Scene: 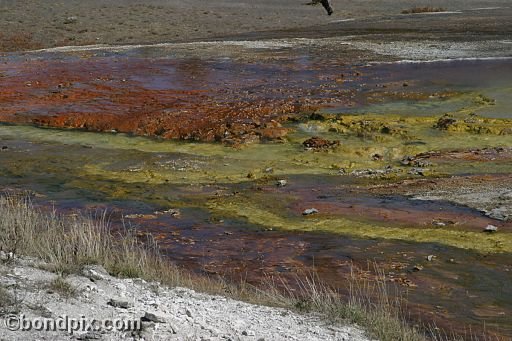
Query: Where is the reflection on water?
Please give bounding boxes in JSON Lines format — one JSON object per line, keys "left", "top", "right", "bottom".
{"left": 325, "top": 59, "right": 512, "bottom": 118}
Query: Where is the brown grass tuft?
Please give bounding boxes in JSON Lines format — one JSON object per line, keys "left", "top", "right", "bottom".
{"left": 47, "top": 276, "right": 77, "bottom": 299}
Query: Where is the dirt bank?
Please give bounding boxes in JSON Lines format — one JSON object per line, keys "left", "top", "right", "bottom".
{"left": 0, "top": 255, "right": 369, "bottom": 341}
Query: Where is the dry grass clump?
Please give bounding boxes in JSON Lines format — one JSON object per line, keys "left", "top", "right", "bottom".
{"left": 259, "top": 268, "right": 428, "bottom": 341}
{"left": 401, "top": 7, "right": 446, "bottom": 14}
{"left": 0, "top": 194, "right": 482, "bottom": 340}
{"left": 47, "top": 276, "right": 77, "bottom": 299}
{"left": 0, "top": 194, "right": 280, "bottom": 302}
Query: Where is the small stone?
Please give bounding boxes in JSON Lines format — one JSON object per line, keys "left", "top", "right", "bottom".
{"left": 277, "top": 180, "right": 287, "bottom": 187}
{"left": 0, "top": 251, "right": 11, "bottom": 261}
{"left": 208, "top": 327, "right": 220, "bottom": 337}
{"left": 483, "top": 224, "right": 498, "bottom": 233}
{"left": 138, "top": 319, "right": 156, "bottom": 340}
{"left": 401, "top": 155, "right": 414, "bottom": 166}
{"left": 107, "top": 298, "right": 132, "bottom": 309}
{"left": 412, "top": 265, "right": 423, "bottom": 272}
{"left": 302, "top": 208, "right": 319, "bottom": 216}
{"left": 169, "top": 325, "right": 178, "bottom": 334}
{"left": 264, "top": 167, "right": 274, "bottom": 173}
{"left": 114, "top": 283, "right": 127, "bottom": 291}
{"left": 303, "top": 136, "right": 340, "bottom": 150}
{"left": 487, "top": 208, "right": 508, "bottom": 221}
{"left": 426, "top": 255, "right": 435, "bottom": 262}
{"left": 435, "top": 115, "right": 457, "bottom": 130}
{"left": 81, "top": 265, "right": 109, "bottom": 281}
{"left": 409, "top": 167, "right": 429, "bottom": 176}
{"left": 166, "top": 208, "right": 181, "bottom": 216}
{"left": 186, "top": 309, "right": 193, "bottom": 318}
{"left": 142, "top": 312, "right": 167, "bottom": 323}
{"left": 64, "top": 16, "right": 78, "bottom": 24}
{"left": 155, "top": 208, "right": 180, "bottom": 217}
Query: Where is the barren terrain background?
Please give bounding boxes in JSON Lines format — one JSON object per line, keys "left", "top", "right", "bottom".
{"left": 0, "top": 0, "right": 510, "bottom": 50}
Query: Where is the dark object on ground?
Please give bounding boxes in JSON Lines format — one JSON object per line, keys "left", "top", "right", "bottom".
{"left": 303, "top": 136, "right": 340, "bottom": 150}
{"left": 320, "top": 0, "right": 333, "bottom": 15}
{"left": 308, "top": 0, "right": 333, "bottom": 15}
{"left": 434, "top": 115, "right": 457, "bottom": 130}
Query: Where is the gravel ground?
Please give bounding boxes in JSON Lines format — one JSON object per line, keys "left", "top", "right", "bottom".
{"left": 0, "top": 255, "right": 370, "bottom": 341}
{"left": 0, "top": 0, "right": 511, "bottom": 51}
{"left": 410, "top": 178, "right": 512, "bottom": 221}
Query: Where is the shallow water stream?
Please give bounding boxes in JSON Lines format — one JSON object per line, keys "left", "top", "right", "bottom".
{"left": 1, "top": 43, "right": 512, "bottom": 338}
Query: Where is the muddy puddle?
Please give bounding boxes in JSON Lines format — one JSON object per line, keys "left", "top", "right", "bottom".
{"left": 1, "top": 44, "right": 512, "bottom": 338}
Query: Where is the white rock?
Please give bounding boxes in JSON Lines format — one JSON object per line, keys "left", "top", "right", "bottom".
{"left": 483, "top": 224, "right": 498, "bottom": 232}
{"left": 277, "top": 180, "right": 287, "bottom": 187}
{"left": 81, "top": 265, "right": 109, "bottom": 281}
{"left": 302, "top": 208, "right": 319, "bottom": 216}
{"left": 242, "top": 330, "right": 256, "bottom": 336}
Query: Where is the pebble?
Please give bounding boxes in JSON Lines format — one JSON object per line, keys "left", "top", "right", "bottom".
{"left": 302, "top": 208, "right": 319, "bottom": 216}
{"left": 277, "top": 180, "right": 287, "bottom": 187}
{"left": 412, "top": 265, "right": 424, "bottom": 272}
{"left": 81, "top": 265, "right": 109, "bottom": 281}
{"left": 483, "top": 224, "right": 498, "bottom": 233}
{"left": 64, "top": 16, "right": 78, "bottom": 24}
{"left": 487, "top": 208, "right": 509, "bottom": 221}
{"left": 107, "top": 298, "right": 132, "bottom": 309}
{"left": 142, "top": 311, "right": 167, "bottom": 323}
{"left": 155, "top": 208, "right": 181, "bottom": 217}
{"left": 0, "top": 251, "right": 13, "bottom": 261}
